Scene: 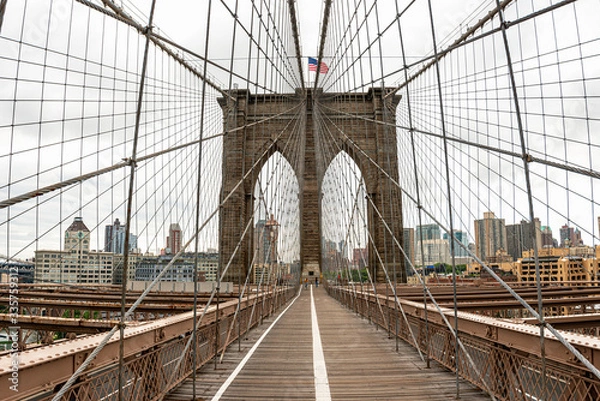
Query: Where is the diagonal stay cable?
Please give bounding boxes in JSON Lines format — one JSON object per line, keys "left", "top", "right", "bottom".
{"left": 313, "top": 0, "right": 332, "bottom": 91}
{"left": 0, "top": 105, "right": 301, "bottom": 210}
{"left": 75, "top": 0, "right": 230, "bottom": 99}
{"left": 50, "top": 104, "right": 304, "bottom": 401}
{"left": 318, "top": 103, "right": 600, "bottom": 181}
{"left": 322, "top": 106, "right": 600, "bottom": 382}
{"left": 170, "top": 103, "right": 304, "bottom": 380}
{"left": 318, "top": 106, "right": 423, "bottom": 360}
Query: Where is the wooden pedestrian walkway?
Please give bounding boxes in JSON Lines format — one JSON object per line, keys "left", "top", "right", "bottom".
{"left": 166, "top": 286, "right": 490, "bottom": 401}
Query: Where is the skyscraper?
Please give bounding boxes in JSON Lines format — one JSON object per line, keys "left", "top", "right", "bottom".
{"left": 505, "top": 218, "right": 542, "bottom": 260}
{"left": 416, "top": 224, "right": 440, "bottom": 241}
{"left": 541, "top": 226, "right": 556, "bottom": 248}
{"left": 104, "top": 218, "right": 121, "bottom": 252}
{"left": 104, "top": 218, "right": 138, "bottom": 254}
{"left": 254, "top": 215, "right": 279, "bottom": 264}
{"left": 265, "top": 214, "right": 279, "bottom": 264}
{"left": 559, "top": 224, "right": 582, "bottom": 247}
{"left": 167, "top": 223, "right": 182, "bottom": 254}
{"left": 415, "top": 239, "right": 451, "bottom": 266}
{"left": 443, "top": 230, "right": 469, "bottom": 257}
{"left": 474, "top": 212, "right": 507, "bottom": 262}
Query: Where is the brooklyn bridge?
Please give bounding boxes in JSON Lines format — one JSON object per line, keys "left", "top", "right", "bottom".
{"left": 1, "top": 0, "right": 600, "bottom": 400}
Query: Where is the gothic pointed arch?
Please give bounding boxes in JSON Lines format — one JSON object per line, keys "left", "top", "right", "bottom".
{"left": 218, "top": 88, "right": 405, "bottom": 284}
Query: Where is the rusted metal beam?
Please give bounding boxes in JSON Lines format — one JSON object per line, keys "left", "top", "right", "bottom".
{"left": 346, "top": 287, "right": 600, "bottom": 370}
{"left": 0, "top": 314, "right": 119, "bottom": 334}
{"left": 520, "top": 313, "right": 600, "bottom": 330}
{"left": 441, "top": 295, "right": 600, "bottom": 311}
{"left": 0, "top": 288, "right": 295, "bottom": 401}
{"left": 0, "top": 297, "right": 194, "bottom": 314}
{"left": 2, "top": 290, "right": 217, "bottom": 305}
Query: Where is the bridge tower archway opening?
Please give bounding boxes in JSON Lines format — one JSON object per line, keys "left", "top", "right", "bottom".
{"left": 251, "top": 151, "right": 301, "bottom": 286}
{"left": 320, "top": 151, "right": 368, "bottom": 283}
{"left": 218, "top": 88, "right": 406, "bottom": 284}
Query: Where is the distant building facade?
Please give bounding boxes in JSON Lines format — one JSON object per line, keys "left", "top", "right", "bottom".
{"left": 0, "top": 259, "right": 34, "bottom": 283}
{"left": 541, "top": 226, "right": 557, "bottom": 248}
{"left": 442, "top": 230, "right": 469, "bottom": 257}
{"left": 474, "top": 212, "right": 507, "bottom": 262}
{"left": 166, "top": 223, "right": 183, "bottom": 254}
{"left": 254, "top": 215, "right": 279, "bottom": 265}
{"left": 505, "top": 218, "right": 542, "bottom": 261}
{"left": 353, "top": 247, "right": 368, "bottom": 269}
{"left": 134, "top": 252, "right": 219, "bottom": 282}
{"left": 416, "top": 239, "right": 451, "bottom": 266}
{"left": 416, "top": 224, "right": 440, "bottom": 241}
{"left": 515, "top": 247, "right": 600, "bottom": 287}
{"left": 112, "top": 252, "right": 144, "bottom": 284}
{"left": 35, "top": 217, "right": 113, "bottom": 284}
{"left": 403, "top": 228, "right": 415, "bottom": 266}
{"left": 104, "top": 218, "right": 137, "bottom": 254}
{"left": 559, "top": 224, "right": 582, "bottom": 247}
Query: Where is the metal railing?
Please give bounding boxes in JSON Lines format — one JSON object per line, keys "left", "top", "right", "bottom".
{"left": 0, "top": 287, "right": 296, "bottom": 401}
{"left": 327, "top": 285, "right": 600, "bottom": 401}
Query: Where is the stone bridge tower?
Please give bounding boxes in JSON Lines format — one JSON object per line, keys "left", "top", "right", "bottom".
{"left": 218, "top": 88, "right": 405, "bottom": 285}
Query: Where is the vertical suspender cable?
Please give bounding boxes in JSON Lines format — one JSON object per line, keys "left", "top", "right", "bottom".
{"left": 119, "top": 1, "right": 158, "bottom": 400}
{"left": 193, "top": 0, "right": 214, "bottom": 394}
{"left": 492, "top": 0, "right": 547, "bottom": 396}
{"left": 393, "top": 2, "right": 431, "bottom": 368}
{"left": 425, "top": 1, "right": 461, "bottom": 396}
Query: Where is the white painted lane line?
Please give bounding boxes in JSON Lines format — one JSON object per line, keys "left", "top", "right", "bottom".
{"left": 311, "top": 285, "right": 332, "bottom": 401}
{"left": 210, "top": 289, "right": 303, "bottom": 401}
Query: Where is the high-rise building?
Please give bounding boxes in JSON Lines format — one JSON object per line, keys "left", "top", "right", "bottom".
{"left": 541, "top": 226, "right": 556, "bottom": 248}
{"left": 254, "top": 215, "right": 279, "bottom": 264}
{"left": 265, "top": 214, "right": 279, "bottom": 264}
{"left": 403, "top": 228, "right": 415, "bottom": 266}
{"left": 474, "top": 212, "right": 507, "bottom": 262}
{"left": 415, "top": 239, "right": 451, "bottom": 266}
{"left": 104, "top": 218, "right": 138, "bottom": 254}
{"left": 167, "top": 223, "right": 182, "bottom": 254}
{"left": 338, "top": 240, "right": 347, "bottom": 259}
{"left": 254, "top": 219, "right": 268, "bottom": 263}
{"left": 416, "top": 224, "right": 440, "bottom": 241}
{"left": 560, "top": 224, "right": 582, "bottom": 247}
{"left": 442, "top": 230, "right": 469, "bottom": 257}
{"left": 104, "top": 218, "right": 120, "bottom": 252}
{"left": 505, "top": 218, "right": 542, "bottom": 260}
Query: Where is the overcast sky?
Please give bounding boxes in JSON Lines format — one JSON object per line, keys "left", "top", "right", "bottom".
{"left": 1, "top": 0, "right": 599, "bottom": 262}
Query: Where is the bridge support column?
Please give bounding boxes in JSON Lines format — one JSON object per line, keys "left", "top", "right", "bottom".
{"left": 218, "top": 88, "right": 406, "bottom": 285}
{"left": 319, "top": 88, "right": 406, "bottom": 284}
{"left": 218, "top": 90, "right": 252, "bottom": 284}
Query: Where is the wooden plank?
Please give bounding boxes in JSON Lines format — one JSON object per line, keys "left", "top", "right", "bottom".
{"left": 166, "top": 287, "right": 491, "bottom": 400}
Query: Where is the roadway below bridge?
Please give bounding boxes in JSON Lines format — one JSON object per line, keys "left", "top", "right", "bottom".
{"left": 166, "top": 285, "right": 490, "bottom": 401}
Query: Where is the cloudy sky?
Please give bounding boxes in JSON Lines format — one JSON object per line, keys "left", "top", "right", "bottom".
{"left": 1, "top": 0, "right": 599, "bottom": 263}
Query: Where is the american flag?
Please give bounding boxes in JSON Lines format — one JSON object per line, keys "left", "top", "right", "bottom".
{"left": 308, "top": 57, "right": 328, "bottom": 74}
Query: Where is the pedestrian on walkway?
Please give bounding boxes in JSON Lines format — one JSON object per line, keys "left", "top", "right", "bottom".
{"left": 304, "top": 277, "right": 308, "bottom": 289}
{"left": 315, "top": 277, "right": 319, "bottom": 288}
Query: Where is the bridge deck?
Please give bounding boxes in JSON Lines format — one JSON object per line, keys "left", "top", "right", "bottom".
{"left": 166, "top": 286, "right": 490, "bottom": 400}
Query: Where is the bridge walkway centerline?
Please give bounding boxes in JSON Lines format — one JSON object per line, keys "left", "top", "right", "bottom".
{"left": 166, "top": 286, "right": 491, "bottom": 400}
